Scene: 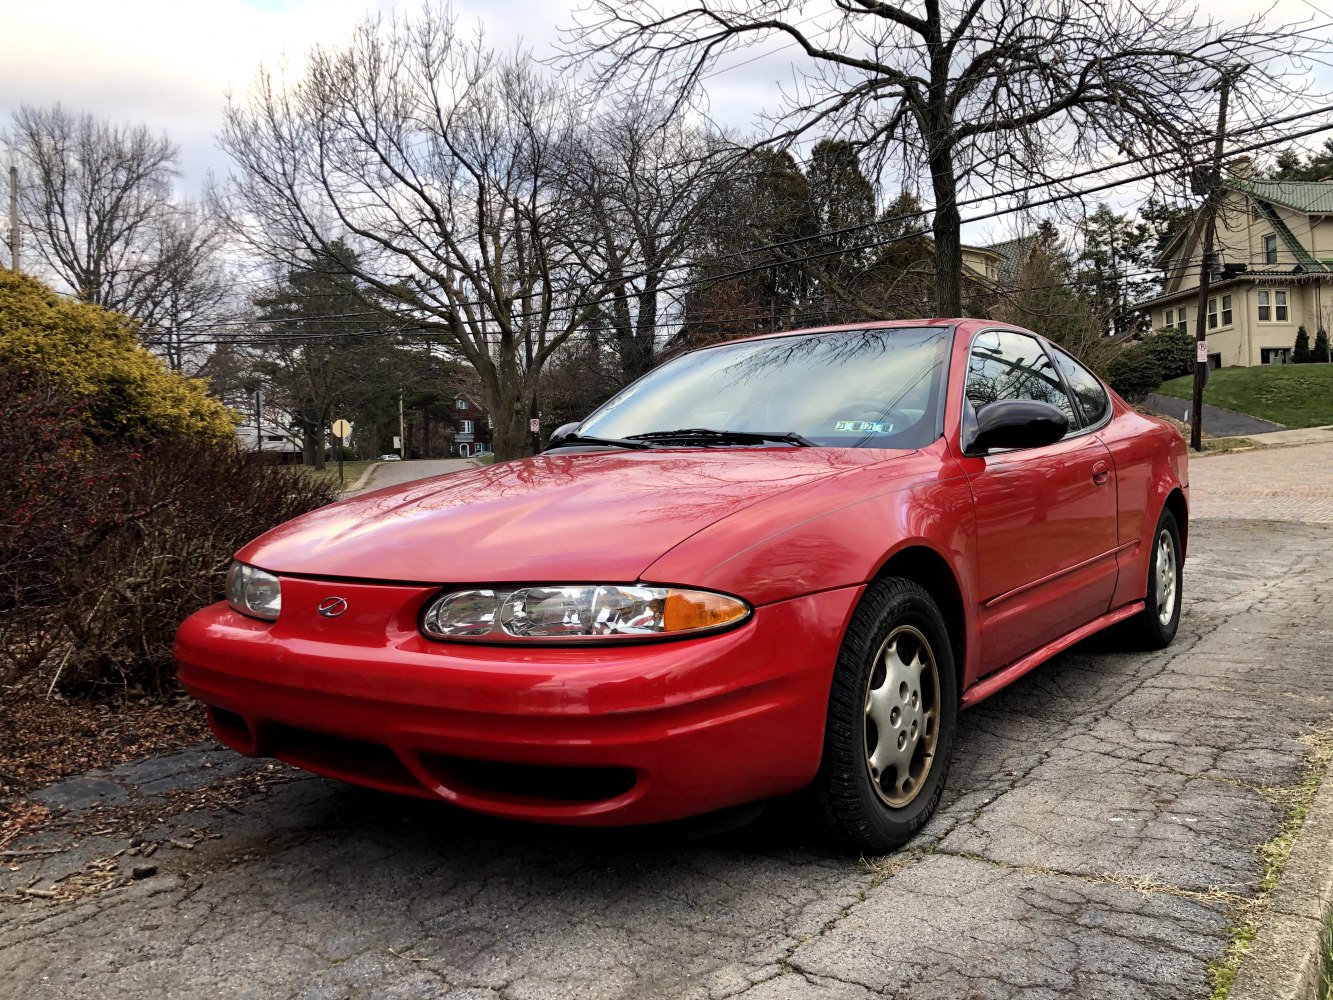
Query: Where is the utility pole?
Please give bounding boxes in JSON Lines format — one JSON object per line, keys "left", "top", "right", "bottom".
{"left": 8, "top": 165, "right": 18, "bottom": 272}
{"left": 399, "top": 389, "right": 406, "bottom": 460}
{"left": 1190, "top": 68, "right": 1238, "bottom": 453}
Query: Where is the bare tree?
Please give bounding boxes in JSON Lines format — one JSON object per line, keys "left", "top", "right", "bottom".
{"left": 137, "top": 205, "right": 232, "bottom": 374}
{"left": 566, "top": 0, "right": 1320, "bottom": 317}
{"left": 559, "top": 96, "right": 728, "bottom": 385}
{"left": 217, "top": 7, "right": 621, "bottom": 460}
{"left": 4, "top": 105, "right": 175, "bottom": 312}
{"left": 3, "top": 105, "right": 232, "bottom": 368}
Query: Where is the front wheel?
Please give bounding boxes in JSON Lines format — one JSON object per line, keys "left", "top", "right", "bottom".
{"left": 1125, "top": 508, "right": 1183, "bottom": 650}
{"left": 809, "top": 578, "right": 958, "bottom": 853}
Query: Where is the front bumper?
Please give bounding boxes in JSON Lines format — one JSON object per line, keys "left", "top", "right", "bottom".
{"left": 175, "top": 576, "right": 861, "bottom": 826}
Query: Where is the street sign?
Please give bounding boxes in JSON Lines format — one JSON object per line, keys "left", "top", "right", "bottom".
{"left": 331, "top": 419, "right": 352, "bottom": 440}
{"left": 1196, "top": 341, "right": 1209, "bottom": 364}
{"left": 530, "top": 418, "right": 540, "bottom": 433}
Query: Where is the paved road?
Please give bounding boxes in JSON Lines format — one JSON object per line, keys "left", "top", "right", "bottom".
{"left": 1189, "top": 440, "right": 1333, "bottom": 523}
{"left": 3, "top": 452, "right": 1332, "bottom": 999}
{"left": 1142, "top": 394, "right": 1285, "bottom": 436}
{"left": 356, "top": 458, "right": 478, "bottom": 493}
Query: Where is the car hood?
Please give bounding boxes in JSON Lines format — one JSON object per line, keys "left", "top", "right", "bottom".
{"left": 237, "top": 449, "right": 897, "bottom": 583}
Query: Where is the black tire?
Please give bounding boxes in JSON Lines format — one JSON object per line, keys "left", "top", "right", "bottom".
{"left": 1124, "top": 508, "right": 1183, "bottom": 650}
{"left": 809, "top": 578, "right": 958, "bottom": 853}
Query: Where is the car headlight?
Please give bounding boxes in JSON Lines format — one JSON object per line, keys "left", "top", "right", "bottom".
{"left": 226, "top": 561, "right": 282, "bottom": 621}
{"left": 420, "top": 585, "right": 751, "bottom": 642}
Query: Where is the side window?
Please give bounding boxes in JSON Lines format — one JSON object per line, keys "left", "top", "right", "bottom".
{"left": 1048, "top": 345, "right": 1111, "bottom": 426}
{"left": 965, "top": 331, "right": 1078, "bottom": 431}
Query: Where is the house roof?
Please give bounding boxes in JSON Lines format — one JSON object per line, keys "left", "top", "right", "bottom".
{"left": 1228, "top": 178, "right": 1333, "bottom": 215}
{"left": 960, "top": 235, "right": 1040, "bottom": 287}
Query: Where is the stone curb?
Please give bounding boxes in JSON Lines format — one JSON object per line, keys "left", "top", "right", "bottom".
{"left": 341, "top": 461, "right": 381, "bottom": 495}
{"left": 1230, "top": 757, "right": 1333, "bottom": 1000}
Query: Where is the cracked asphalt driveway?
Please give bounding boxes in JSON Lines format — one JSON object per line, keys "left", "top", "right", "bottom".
{"left": 3, "top": 518, "right": 1331, "bottom": 1000}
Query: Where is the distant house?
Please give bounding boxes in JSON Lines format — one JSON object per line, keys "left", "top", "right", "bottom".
{"left": 236, "top": 421, "right": 302, "bottom": 463}
{"left": 451, "top": 396, "right": 492, "bottom": 458}
{"left": 1138, "top": 168, "right": 1333, "bottom": 367}
{"left": 961, "top": 236, "right": 1040, "bottom": 291}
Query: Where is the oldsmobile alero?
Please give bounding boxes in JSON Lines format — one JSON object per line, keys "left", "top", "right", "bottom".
{"left": 175, "top": 319, "right": 1188, "bottom": 851}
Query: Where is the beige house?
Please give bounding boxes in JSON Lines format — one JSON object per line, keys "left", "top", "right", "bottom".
{"left": 961, "top": 236, "right": 1039, "bottom": 290}
{"left": 1139, "top": 172, "right": 1333, "bottom": 367}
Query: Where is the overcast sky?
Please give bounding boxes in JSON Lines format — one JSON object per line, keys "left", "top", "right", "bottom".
{"left": 4, "top": 0, "right": 1331, "bottom": 243}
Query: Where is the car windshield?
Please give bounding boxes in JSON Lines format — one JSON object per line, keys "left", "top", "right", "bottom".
{"left": 578, "top": 326, "right": 952, "bottom": 449}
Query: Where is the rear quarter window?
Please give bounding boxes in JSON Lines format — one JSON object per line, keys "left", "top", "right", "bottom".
{"left": 1049, "top": 345, "right": 1111, "bottom": 426}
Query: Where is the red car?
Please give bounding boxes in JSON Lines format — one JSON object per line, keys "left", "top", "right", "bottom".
{"left": 176, "top": 320, "right": 1187, "bottom": 851}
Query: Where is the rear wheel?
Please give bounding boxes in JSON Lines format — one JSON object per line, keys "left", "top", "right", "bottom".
{"left": 810, "top": 578, "right": 957, "bottom": 852}
{"left": 1124, "top": 508, "right": 1183, "bottom": 649}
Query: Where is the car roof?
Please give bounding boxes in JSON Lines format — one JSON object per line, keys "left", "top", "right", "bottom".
{"left": 686, "top": 317, "right": 970, "bottom": 352}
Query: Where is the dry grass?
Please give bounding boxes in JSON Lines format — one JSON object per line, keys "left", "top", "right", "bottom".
{"left": 1209, "top": 727, "right": 1333, "bottom": 999}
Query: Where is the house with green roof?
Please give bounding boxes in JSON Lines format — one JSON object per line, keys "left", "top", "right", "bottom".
{"left": 1138, "top": 164, "right": 1333, "bottom": 367}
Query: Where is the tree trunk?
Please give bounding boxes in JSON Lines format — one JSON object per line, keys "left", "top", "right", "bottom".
{"left": 929, "top": 145, "right": 963, "bottom": 318}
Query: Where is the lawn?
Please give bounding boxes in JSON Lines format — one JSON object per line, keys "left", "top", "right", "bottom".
{"left": 304, "top": 459, "right": 377, "bottom": 489}
{"left": 1156, "top": 364, "right": 1333, "bottom": 428}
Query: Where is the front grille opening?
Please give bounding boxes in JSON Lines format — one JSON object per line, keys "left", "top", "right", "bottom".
{"left": 424, "top": 755, "right": 636, "bottom": 804}
{"left": 269, "top": 724, "right": 423, "bottom": 796}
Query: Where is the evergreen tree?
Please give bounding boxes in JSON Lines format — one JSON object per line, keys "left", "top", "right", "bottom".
{"left": 1268, "top": 139, "right": 1333, "bottom": 182}
{"left": 1314, "top": 328, "right": 1332, "bottom": 363}
{"left": 1293, "top": 326, "right": 1312, "bottom": 363}
{"left": 252, "top": 242, "right": 402, "bottom": 469}
{"left": 1077, "top": 203, "right": 1156, "bottom": 337}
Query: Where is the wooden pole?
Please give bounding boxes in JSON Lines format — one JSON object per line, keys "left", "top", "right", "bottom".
{"left": 1190, "top": 70, "right": 1236, "bottom": 452}
{"left": 8, "top": 165, "right": 17, "bottom": 271}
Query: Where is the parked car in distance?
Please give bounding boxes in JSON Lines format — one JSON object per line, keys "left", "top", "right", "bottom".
{"left": 378, "top": 453, "right": 402, "bottom": 461}
{"left": 176, "top": 319, "right": 1187, "bottom": 852}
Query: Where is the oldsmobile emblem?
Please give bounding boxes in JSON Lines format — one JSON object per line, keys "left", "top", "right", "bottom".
{"left": 317, "top": 596, "right": 349, "bottom": 618}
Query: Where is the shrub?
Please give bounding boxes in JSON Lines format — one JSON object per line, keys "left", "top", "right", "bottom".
{"left": 1139, "top": 328, "right": 1195, "bottom": 381}
{"left": 0, "top": 270, "right": 235, "bottom": 443}
{"left": 1315, "top": 329, "right": 1332, "bottom": 364}
{"left": 1294, "top": 326, "right": 1313, "bottom": 364}
{"left": 0, "top": 370, "right": 340, "bottom": 695}
{"left": 1105, "top": 343, "right": 1164, "bottom": 403}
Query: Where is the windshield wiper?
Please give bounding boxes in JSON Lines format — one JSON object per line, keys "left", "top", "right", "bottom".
{"left": 626, "top": 428, "right": 815, "bottom": 447}
{"left": 546, "top": 431, "right": 653, "bottom": 451}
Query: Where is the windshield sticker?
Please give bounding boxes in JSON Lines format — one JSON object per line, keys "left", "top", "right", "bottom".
{"left": 835, "top": 419, "right": 890, "bottom": 434}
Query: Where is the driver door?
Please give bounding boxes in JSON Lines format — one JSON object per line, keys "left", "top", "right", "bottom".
{"left": 958, "top": 330, "right": 1120, "bottom": 674}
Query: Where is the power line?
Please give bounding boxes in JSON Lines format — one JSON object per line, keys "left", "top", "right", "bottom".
{"left": 176, "top": 101, "right": 1333, "bottom": 340}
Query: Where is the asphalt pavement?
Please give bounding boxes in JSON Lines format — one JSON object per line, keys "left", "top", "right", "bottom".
{"left": 1142, "top": 394, "right": 1285, "bottom": 436}
{"left": 2, "top": 449, "right": 1332, "bottom": 999}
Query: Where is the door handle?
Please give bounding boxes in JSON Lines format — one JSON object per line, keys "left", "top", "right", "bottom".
{"left": 1092, "top": 461, "right": 1110, "bottom": 487}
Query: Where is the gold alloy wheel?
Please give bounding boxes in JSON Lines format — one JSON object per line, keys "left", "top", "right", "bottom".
{"left": 863, "top": 624, "right": 941, "bottom": 808}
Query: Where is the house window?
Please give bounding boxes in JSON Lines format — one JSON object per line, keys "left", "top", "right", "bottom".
{"left": 455, "top": 398, "right": 467, "bottom": 410}
{"left": 1164, "top": 309, "right": 1174, "bottom": 329}
{"left": 1208, "top": 295, "right": 1235, "bottom": 330}
{"left": 1261, "top": 347, "right": 1290, "bottom": 365}
{"left": 1275, "top": 290, "right": 1288, "bottom": 321}
{"left": 461, "top": 419, "right": 474, "bottom": 434}
{"left": 1258, "top": 290, "right": 1270, "bottom": 321}
{"left": 1177, "top": 307, "right": 1187, "bottom": 335}
{"left": 1259, "top": 289, "right": 1289, "bottom": 322}
{"left": 1263, "top": 234, "right": 1278, "bottom": 264}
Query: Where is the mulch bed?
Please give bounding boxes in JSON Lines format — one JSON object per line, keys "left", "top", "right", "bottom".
{"left": 0, "top": 690, "right": 210, "bottom": 848}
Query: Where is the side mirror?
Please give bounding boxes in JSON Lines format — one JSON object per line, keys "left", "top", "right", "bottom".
{"left": 544, "top": 421, "right": 582, "bottom": 451}
{"left": 965, "top": 399, "right": 1068, "bottom": 456}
